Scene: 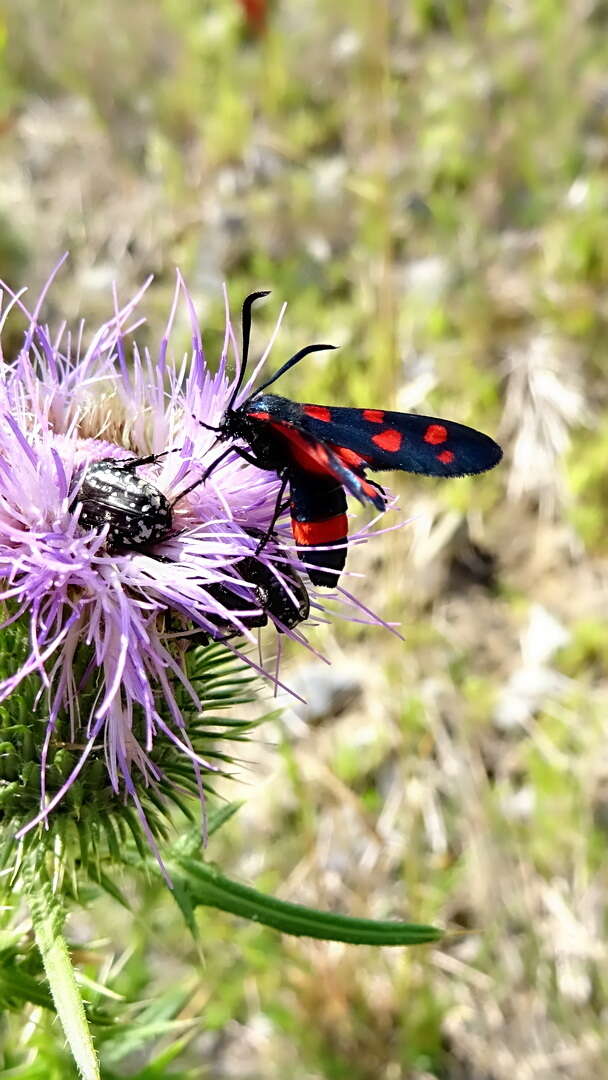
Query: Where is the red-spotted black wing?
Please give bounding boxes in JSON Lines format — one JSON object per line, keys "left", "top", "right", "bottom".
{"left": 288, "top": 467, "right": 348, "bottom": 587}
{"left": 242, "top": 394, "right": 501, "bottom": 587}
{"left": 294, "top": 404, "right": 503, "bottom": 479}
{"left": 245, "top": 401, "right": 387, "bottom": 509}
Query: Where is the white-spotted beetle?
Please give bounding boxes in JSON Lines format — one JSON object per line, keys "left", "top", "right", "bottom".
{"left": 71, "top": 457, "right": 173, "bottom": 552}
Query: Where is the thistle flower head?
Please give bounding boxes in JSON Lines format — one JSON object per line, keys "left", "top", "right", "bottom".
{"left": 0, "top": 259, "right": 396, "bottom": 867}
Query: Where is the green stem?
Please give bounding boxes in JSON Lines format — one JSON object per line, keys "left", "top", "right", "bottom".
{"left": 24, "top": 868, "right": 100, "bottom": 1080}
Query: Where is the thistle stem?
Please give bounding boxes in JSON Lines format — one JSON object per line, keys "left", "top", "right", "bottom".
{"left": 25, "top": 869, "right": 100, "bottom": 1080}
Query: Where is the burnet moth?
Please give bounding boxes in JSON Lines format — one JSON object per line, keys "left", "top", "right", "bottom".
{"left": 185, "top": 292, "right": 503, "bottom": 588}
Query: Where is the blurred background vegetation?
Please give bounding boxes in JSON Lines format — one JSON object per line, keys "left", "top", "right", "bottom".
{"left": 1, "top": 0, "right": 608, "bottom": 1076}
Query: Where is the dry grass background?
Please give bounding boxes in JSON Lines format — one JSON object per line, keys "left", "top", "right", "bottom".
{"left": 2, "top": 1, "right": 608, "bottom": 1077}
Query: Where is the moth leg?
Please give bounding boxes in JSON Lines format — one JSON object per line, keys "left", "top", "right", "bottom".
{"left": 254, "top": 472, "right": 289, "bottom": 555}
{"left": 172, "top": 441, "right": 268, "bottom": 506}
{"left": 230, "top": 445, "right": 268, "bottom": 469}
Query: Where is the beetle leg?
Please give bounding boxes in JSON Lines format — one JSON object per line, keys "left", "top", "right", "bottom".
{"left": 114, "top": 449, "right": 178, "bottom": 471}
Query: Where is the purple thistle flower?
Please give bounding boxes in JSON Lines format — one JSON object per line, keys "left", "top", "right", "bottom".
{"left": 0, "top": 258, "right": 398, "bottom": 843}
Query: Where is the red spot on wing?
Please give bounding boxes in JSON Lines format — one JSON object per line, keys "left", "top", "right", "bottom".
{"left": 371, "top": 428, "right": 403, "bottom": 452}
{"left": 363, "top": 409, "right": 385, "bottom": 423}
{"left": 248, "top": 410, "right": 270, "bottom": 421}
{"left": 424, "top": 423, "right": 448, "bottom": 445}
{"left": 291, "top": 514, "right": 348, "bottom": 546}
{"left": 304, "top": 405, "right": 332, "bottom": 421}
{"left": 437, "top": 450, "right": 455, "bottom": 464}
{"left": 331, "top": 445, "right": 371, "bottom": 469}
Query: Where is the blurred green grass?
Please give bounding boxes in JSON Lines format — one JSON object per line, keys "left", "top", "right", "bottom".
{"left": 2, "top": 0, "right": 608, "bottom": 1077}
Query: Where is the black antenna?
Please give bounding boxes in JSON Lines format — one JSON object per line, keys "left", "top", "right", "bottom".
{"left": 252, "top": 343, "right": 337, "bottom": 397}
{"left": 226, "top": 290, "right": 270, "bottom": 412}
